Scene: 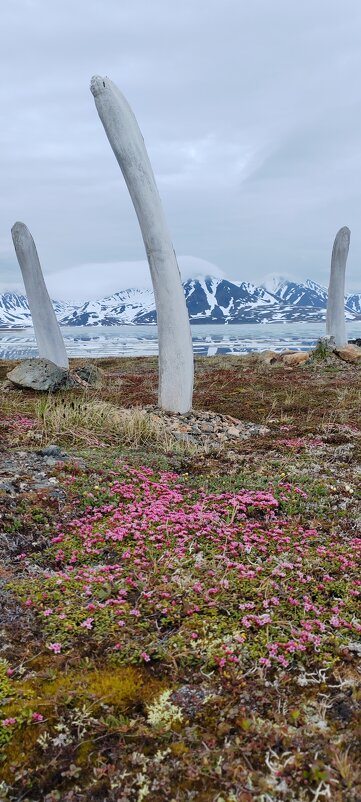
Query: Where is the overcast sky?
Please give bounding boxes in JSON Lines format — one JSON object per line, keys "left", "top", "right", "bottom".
{"left": 1, "top": 0, "right": 361, "bottom": 299}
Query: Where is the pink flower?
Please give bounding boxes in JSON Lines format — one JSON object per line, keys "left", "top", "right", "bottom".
{"left": 24, "top": 599, "right": 33, "bottom": 607}
{"left": 48, "top": 642, "right": 62, "bottom": 653}
{"left": 80, "top": 617, "right": 94, "bottom": 630}
{"left": 6, "top": 668, "right": 14, "bottom": 677}
{"left": 43, "top": 608, "right": 53, "bottom": 616}
{"left": 129, "top": 609, "right": 141, "bottom": 617}
{"left": 2, "top": 718, "right": 16, "bottom": 726}
{"left": 276, "top": 655, "right": 289, "bottom": 668}
{"left": 32, "top": 712, "right": 44, "bottom": 722}
{"left": 141, "top": 651, "right": 150, "bottom": 662}
{"left": 114, "top": 643, "right": 122, "bottom": 650}
{"left": 190, "top": 632, "right": 199, "bottom": 640}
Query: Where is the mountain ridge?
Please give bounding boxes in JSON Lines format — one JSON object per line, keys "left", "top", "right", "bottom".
{"left": 1, "top": 276, "right": 360, "bottom": 328}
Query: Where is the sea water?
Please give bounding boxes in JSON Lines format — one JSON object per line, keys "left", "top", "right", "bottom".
{"left": 1, "top": 321, "right": 361, "bottom": 360}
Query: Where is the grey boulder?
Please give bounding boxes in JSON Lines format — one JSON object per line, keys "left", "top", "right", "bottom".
{"left": 7, "top": 358, "right": 68, "bottom": 391}
{"left": 71, "top": 363, "right": 104, "bottom": 388}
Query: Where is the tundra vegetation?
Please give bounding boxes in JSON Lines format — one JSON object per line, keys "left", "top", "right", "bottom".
{"left": 0, "top": 352, "right": 361, "bottom": 800}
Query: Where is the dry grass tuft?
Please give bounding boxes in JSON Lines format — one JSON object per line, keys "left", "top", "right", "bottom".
{"left": 35, "top": 395, "right": 199, "bottom": 454}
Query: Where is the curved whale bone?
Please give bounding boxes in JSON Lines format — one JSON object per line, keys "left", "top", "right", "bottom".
{"left": 11, "top": 222, "right": 69, "bottom": 369}
{"left": 90, "top": 75, "right": 193, "bottom": 414}
{"left": 326, "top": 226, "right": 351, "bottom": 347}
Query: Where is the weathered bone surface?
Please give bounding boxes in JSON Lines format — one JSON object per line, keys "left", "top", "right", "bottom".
{"left": 90, "top": 75, "right": 193, "bottom": 413}
{"left": 326, "top": 226, "right": 350, "bottom": 347}
{"left": 11, "top": 222, "right": 69, "bottom": 369}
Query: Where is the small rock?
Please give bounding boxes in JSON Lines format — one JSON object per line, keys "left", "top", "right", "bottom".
{"left": 37, "top": 444, "right": 67, "bottom": 458}
{"left": 335, "top": 344, "right": 361, "bottom": 363}
{"left": 0, "top": 482, "right": 16, "bottom": 494}
{"left": 282, "top": 352, "right": 310, "bottom": 366}
{"left": 71, "top": 363, "right": 104, "bottom": 388}
{"left": 316, "top": 336, "right": 336, "bottom": 353}
{"left": 260, "top": 350, "right": 278, "bottom": 364}
{"left": 200, "top": 423, "right": 214, "bottom": 433}
{"left": 225, "top": 450, "right": 239, "bottom": 462}
{"left": 173, "top": 432, "right": 195, "bottom": 443}
{"left": 346, "top": 641, "right": 361, "bottom": 656}
{"left": 170, "top": 686, "right": 209, "bottom": 717}
{"left": 7, "top": 358, "right": 68, "bottom": 392}
{"left": 227, "top": 426, "right": 240, "bottom": 437}
{"left": 44, "top": 457, "right": 57, "bottom": 466}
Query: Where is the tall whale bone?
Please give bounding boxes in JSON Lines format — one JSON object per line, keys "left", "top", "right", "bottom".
{"left": 11, "top": 222, "right": 69, "bottom": 369}
{"left": 90, "top": 75, "right": 193, "bottom": 413}
{"left": 326, "top": 226, "right": 351, "bottom": 347}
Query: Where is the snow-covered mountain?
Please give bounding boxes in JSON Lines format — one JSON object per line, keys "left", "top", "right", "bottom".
{"left": 0, "top": 292, "right": 74, "bottom": 329}
{"left": 0, "top": 292, "right": 33, "bottom": 327}
{"left": 346, "top": 293, "right": 361, "bottom": 315}
{"left": 261, "top": 274, "right": 292, "bottom": 295}
{"left": 182, "top": 278, "right": 280, "bottom": 323}
{"left": 269, "top": 278, "right": 329, "bottom": 308}
{"left": 1, "top": 277, "right": 361, "bottom": 328}
{"left": 59, "top": 288, "right": 156, "bottom": 327}
{"left": 267, "top": 278, "right": 358, "bottom": 320}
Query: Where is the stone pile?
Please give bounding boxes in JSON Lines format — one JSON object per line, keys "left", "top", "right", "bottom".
{"left": 0, "top": 445, "right": 84, "bottom": 497}
{"left": 145, "top": 406, "right": 269, "bottom": 450}
{"left": 260, "top": 341, "right": 361, "bottom": 367}
{"left": 260, "top": 350, "right": 310, "bottom": 366}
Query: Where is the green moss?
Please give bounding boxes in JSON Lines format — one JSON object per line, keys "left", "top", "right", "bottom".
{"left": 0, "top": 661, "right": 13, "bottom": 703}
{"left": 7, "top": 664, "right": 162, "bottom": 714}
{"left": 0, "top": 727, "right": 40, "bottom": 781}
{"left": 75, "top": 740, "right": 94, "bottom": 767}
{"left": 0, "top": 661, "right": 165, "bottom": 785}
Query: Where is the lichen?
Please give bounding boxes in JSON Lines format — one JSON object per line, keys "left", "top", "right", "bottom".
{"left": 147, "top": 690, "right": 183, "bottom": 730}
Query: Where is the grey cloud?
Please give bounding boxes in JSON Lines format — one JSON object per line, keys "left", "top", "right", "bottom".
{"left": 1, "top": 0, "right": 361, "bottom": 298}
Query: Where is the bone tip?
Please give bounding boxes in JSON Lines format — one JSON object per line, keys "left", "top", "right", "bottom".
{"left": 90, "top": 75, "right": 109, "bottom": 97}
{"left": 337, "top": 225, "right": 351, "bottom": 240}
{"left": 11, "top": 221, "right": 29, "bottom": 243}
